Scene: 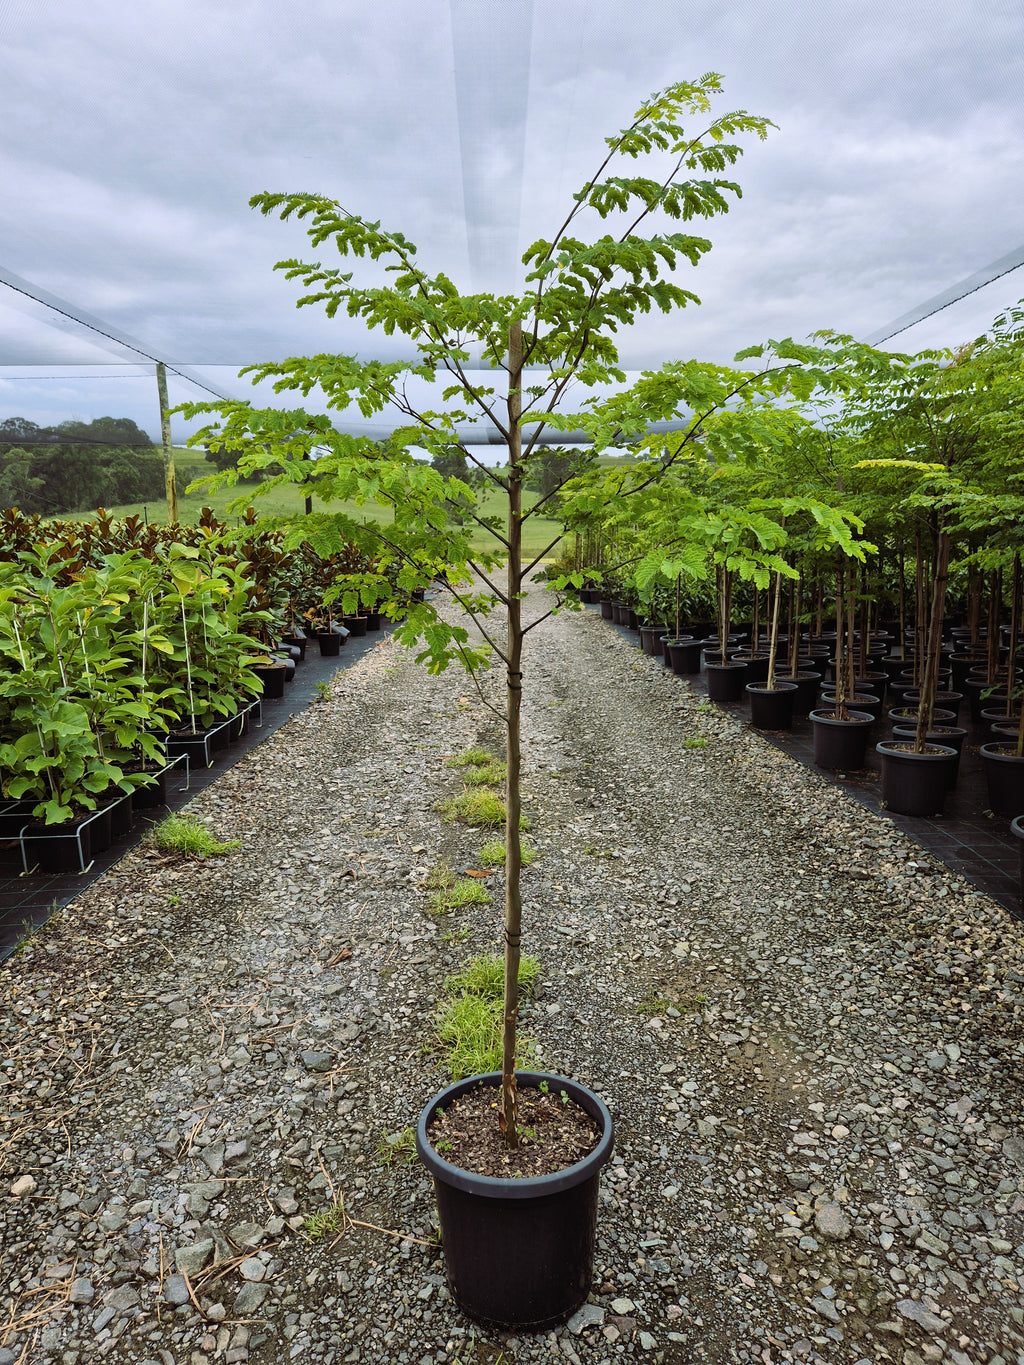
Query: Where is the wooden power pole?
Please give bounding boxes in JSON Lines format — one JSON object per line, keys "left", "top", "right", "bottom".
{"left": 156, "top": 362, "right": 178, "bottom": 525}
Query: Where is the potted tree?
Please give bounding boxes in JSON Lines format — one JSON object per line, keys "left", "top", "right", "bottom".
{"left": 178, "top": 76, "right": 884, "bottom": 1329}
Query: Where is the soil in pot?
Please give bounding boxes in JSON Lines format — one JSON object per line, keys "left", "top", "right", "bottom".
{"left": 820, "top": 690, "right": 883, "bottom": 721}
{"left": 877, "top": 740, "right": 958, "bottom": 817}
{"left": 887, "top": 706, "right": 956, "bottom": 728}
{"left": 746, "top": 681, "right": 797, "bottom": 730}
{"left": 428, "top": 1083, "right": 600, "bottom": 1179}
{"left": 892, "top": 725, "right": 967, "bottom": 781}
{"left": 809, "top": 709, "right": 875, "bottom": 769}
{"left": 416, "top": 1071, "right": 613, "bottom": 1332}
{"left": 979, "top": 744, "right": 1024, "bottom": 817}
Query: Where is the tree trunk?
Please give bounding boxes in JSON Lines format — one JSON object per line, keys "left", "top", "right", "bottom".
{"left": 914, "top": 527, "right": 950, "bottom": 752}
{"left": 834, "top": 558, "right": 848, "bottom": 720}
{"left": 156, "top": 362, "right": 178, "bottom": 527}
{"left": 500, "top": 321, "right": 524, "bottom": 1148}
{"left": 1007, "top": 554, "right": 1021, "bottom": 725}
{"left": 986, "top": 569, "right": 1001, "bottom": 686}
{"left": 766, "top": 569, "right": 783, "bottom": 691}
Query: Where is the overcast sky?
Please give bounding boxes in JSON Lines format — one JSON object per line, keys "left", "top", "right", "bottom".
{"left": 2, "top": 0, "right": 1023, "bottom": 443}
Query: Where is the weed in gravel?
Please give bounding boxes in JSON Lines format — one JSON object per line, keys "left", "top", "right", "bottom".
{"left": 152, "top": 815, "right": 241, "bottom": 858}
{"left": 303, "top": 1196, "right": 347, "bottom": 1241}
{"left": 446, "top": 747, "right": 500, "bottom": 768}
{"left": 683, "top": 737, "right": 707, "bottom": 749}
{"left": 462, "top": 762, "right": 507, "bottom": 787}
{"left": 637, "top": 988, "right": 673, "bottom": 1015}
{"left": 424, "top": 860, "right": 458, "bottom": 891}
{"left": 428, "top": 878, "right": 492, "bottom": 916}
{"left": 376, "top": 1126, "right": 418, "bottom": 1167}
{"left": 446, "top": 953, "right": 540, "bottom": 999}
{"left": 437, "top": 789, "right": 529, "bottom": 830}
{"left": 477, "top": 837, "right": 536, "bottom": 867}
{"left": 435, "top": 954, "right": 540, "bottom": 1078}
{"left": 314, "top": 680, "right": 333, "bottom": 702}
{"left": 441, "top": 926, "right": 470, "bottom": 944}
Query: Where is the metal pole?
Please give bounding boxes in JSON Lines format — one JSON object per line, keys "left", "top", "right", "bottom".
{"left": 156, "top": 362, "right": 178, "bottom": 525}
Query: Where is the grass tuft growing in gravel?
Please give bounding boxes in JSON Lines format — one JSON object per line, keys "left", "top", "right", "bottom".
{"left": 477, "top": 836, "right": 536, "bottom": 867}
{"left": 446, "top": 747, "right": 501, "bottom": 769}
{"left": 428, "top": 877, "right": 492, "bottom": 916}
{"left": 462, "top": 761, "right": 507, "bottom": 787}
{"left": 437, "top": 789, "right": 529, "bottom": 830}
{"left": 151, "top": 815, "right": 242, "bottom": 858}
{"left": 434, "top": 954, "right": 540, "bottom": 1078}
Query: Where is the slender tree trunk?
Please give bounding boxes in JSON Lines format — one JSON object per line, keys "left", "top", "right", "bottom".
{"left": 914, "top": 531, "right": 925, "bottom": 687}
{"left": 897, "top": 542, "right": 906, "bottom": 664}
{"left": 674, "top": 572, "right": 681, "bottom": 642}
{"left": 766, "top": 569, "right": 783, "bottom": 691}
{"left": 986, "top": 569, "right": 1001, "bottom": 686}
{"left": 1007, "top": 555, "right": 1021, "bottom": 725}
{"left": 845, "top": 571, "right": 857, "bottom": 706}
{"left": 752, "top": 588, "right": 760, "bottom": 654}
{"left": 500, "top": 321, "right": 524, "bottom": 1148}
{"left": 968, "top": 563, "right": 981, "bottom": 650}
{"left": 787, "top": 574, "right": 799, "bottom": 679}
{"left": 914, "top": 527, "right": 950, "bottom": 752}
{"left": 815, "top": 575, "right": 823, "bottom": 640}
{"left": 834, "top": 558, "right": 847, "bottom": 720}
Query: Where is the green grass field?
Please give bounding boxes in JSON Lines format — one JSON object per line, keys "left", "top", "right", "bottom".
{"left": 64, "top": 456, "right": 566, "bottom": 564}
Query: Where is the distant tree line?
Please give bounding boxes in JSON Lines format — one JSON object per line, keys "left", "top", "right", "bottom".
{"left": 0, "top": 417, "right": 167, "bottom": 514}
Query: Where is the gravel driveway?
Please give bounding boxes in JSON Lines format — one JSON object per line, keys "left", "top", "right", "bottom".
{"left": 2, "top": 582, "right": 1022, "bottom": 1365}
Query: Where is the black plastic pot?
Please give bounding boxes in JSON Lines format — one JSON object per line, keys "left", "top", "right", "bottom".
{"left": 638, "top": 625, "right": 667, "bottom": 657}
{"left": 280, "top": 633, "right": 307, "bottom": 661}
{"left": 131, "top": 764, "right": 171, "bottom": 810}
{"left": 877, "top": 740, "right": 958, "bottom": 816}
{"left": 809, "top": 709, "right": 875, "bottom": 769}
{"left": 979, "top": 744, "right": 1024, "bottom": 817}
{"left": 892, "top": 725, "right": 967, "bottom": 781}
{"left": 734, "top": 652, "right": 770, "bottom": 684}
{"left": 887, "top": 705, "right": 956, "bottom": 729}
{"left": 612, "top": 602, "right": 628, "bottom": 626}
{"left": 820, "top": 690, "right": 884, "bottom": 722}
{"left": 599, "top": 600, "right": 614, "bottom": 620}
{"left": 103, "top": 791, "right": 133, "bottom": 840}
{"left": 785, "top": 670, "right": 822, "bottom": 716}
{"left": 706, "top": 661, "right": 747, "bottom": 702}
{"left": 318, "top": 632, "right": 341, "bottom": 657}
{"left": 1012, "top": 816, "right": 1024, "bottom": 911}
{"left": 665, "top": 638, "right": 702, "bottom": 675}
{"left": 416, "top": 1072, "right": 613, "bottom": 1330}
{"left": 980, "top": 707, "right": 1022, "bottom": 741}
{"left": 903, "top": 689, "right": 963, "bottom": 723}
{"left": 344, "top": 614, "right": 369, "bottom": 637}
{"left": 21, "top": 813, "right": 95, "bottom": 874}
{"left": 746, "top": 681, "right": 797, "bottom": 730}
{"left": 250, "top": 662, "right": 287, "bottom": 699}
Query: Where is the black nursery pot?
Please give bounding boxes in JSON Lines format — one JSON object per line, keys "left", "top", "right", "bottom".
{"left": 22, "top": 813, "right": 95, "bottom": 874}
{"left": 789, "top": 670, "right": 823, "bottom": 716}
{"left": 317, "top": 631, "right": 341, "bottom": 657}
{"left": 250, "top": 662, "right": 287, "bottom": 700}
{"left": 666, "top": 638, "right": 702, "bottom": 675}
{"left": 599, "top": 599, "right": 614, "bottom": 620}
{"left": 416, "top": 1071, "right": 613, "bottom": 1331}
{"left": 706, "top": 660, "right": 747, "bottom": 702}
{"left": 638, "top": 625, "right": 667, "bottom": 657}
{"left": 280, "top": 633, "right": 307, "bottom": 660}
{"left": 344, "top": 614, "right": 369, "bottom": 637}
{"left": 746, "top": 681, "right": 797, "bottom": 730}
{"left": 877, "top": 740, "right": 958, "bottom": 817}
{"left": 131, "top": 764, "right": 171, "bottom": 810}
{"left": 809, "top": 709, "right": 875, "bottom": 769}
{"left": 892, "top": 725, "right": 967, "bottom": 782}
{"left": 979, "top": 744, "right": 1024, "bottom": 818}
{"left": 1012, "top": 816, "right": 1024, "bottom": 911}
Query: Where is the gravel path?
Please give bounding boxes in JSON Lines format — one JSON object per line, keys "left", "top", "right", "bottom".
{"left": 2, "top": 584, "right": 1023, "bottom": 1365}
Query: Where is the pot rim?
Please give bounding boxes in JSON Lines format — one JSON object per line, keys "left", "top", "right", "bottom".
{"left": 979, "top": 743, "right": 1024, "bottom": 763}
{"left": 1010, "top": 815, "right": 1024, "bottom": 840}
{"left": 416, "top": 1070, "right": 613, "bottom": 1200}
{"left": 745, "top": 681, "right": 798, "bottom": 694}
{"left": 876, "top": 740, "right": 958, "bottom": 759}
{"left": 809, "top": 708, "right": 875, "bottom": 728}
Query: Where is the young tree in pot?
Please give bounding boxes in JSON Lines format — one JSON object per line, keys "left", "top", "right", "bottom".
{"left": 177, "top": 76, "right": 883, "bottom": 1327}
